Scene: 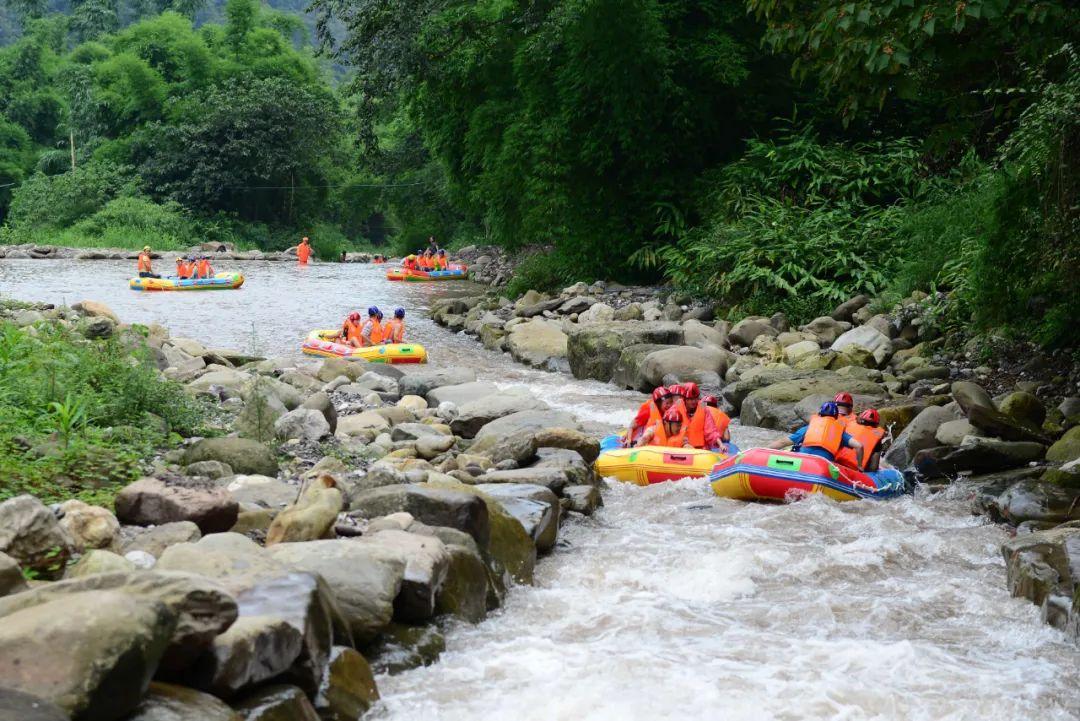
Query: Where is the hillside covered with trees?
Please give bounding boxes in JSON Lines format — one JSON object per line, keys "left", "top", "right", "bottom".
{"left": 0, "top": 0, "right": 1076, "bottom": 344}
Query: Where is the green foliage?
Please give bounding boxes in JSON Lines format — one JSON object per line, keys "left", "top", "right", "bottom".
{"left": 0, "top": 319, "right": 205, "bottom": 504}
{"left": 505, "top": 250, "right": 593, "bottom": 298}
{"left": 6, "top": 159, "right": 137, "bottom": 229}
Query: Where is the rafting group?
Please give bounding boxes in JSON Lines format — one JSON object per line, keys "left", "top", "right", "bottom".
{"left": 131, "top": 246, "right": 244, "bottom": 291}
{"left": 334, "top": 306, "right": 407, "bottom": 347}
{"left": 601, "top": 388, "right": 905, "bottom": 502}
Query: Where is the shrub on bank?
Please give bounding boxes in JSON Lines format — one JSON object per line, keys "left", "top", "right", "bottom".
{"left": 0, "top": 318, "right": 206, "bottom": 505}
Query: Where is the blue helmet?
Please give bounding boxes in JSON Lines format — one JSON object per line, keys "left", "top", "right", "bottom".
{"left": 367, "top": 306, "right": 379, "bottom": 316}
{"left": 818, "top": 401, "right": 839, "bottom": 418}
{"left": 376, "top": 311, "right": 383, "bottom": 320}
{"left": 394, "top": 307, "right": 405, "bottom": 318}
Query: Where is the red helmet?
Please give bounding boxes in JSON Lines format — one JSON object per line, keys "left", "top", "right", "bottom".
{"left": 702, "top": 394, "right": 719, "bottom": 407}
{"left": 663, "top": 408, "right": 683, "bottom": 422}
{"left": 348, "top": 311, "right": 360, "bottom": 321}
{"left": 667, "top": 384, "right": 686, "bottom": 398}
{"left": 651, "top": 387, "right": 668, "bottom": 403}
{"left": 681, "top": 382, "right": 700, "bottom": 400}
{"left": 858, "top": 408, "right": 880, "bottom": 426}
{"left": 834, "top": 392, "right": 854, "bottom": 407}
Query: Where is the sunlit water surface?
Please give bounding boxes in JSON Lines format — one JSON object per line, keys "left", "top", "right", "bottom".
{"left": 2, "top": 257, "right": 1076, "bottom": 720}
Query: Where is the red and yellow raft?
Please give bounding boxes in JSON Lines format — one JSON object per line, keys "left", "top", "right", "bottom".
{"left": 595, "top": 445, "right": 725, "bottom": 486}
{"left": 386, "top": 266, "right": 468, "bottom": 282}
{"left": 709, "top": 448, "right": 905, "bottom": 502}
{"left": 301, "top": 330, "right": 427, "bottom": 364}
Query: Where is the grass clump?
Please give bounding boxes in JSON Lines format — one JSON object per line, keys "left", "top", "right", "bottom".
{"left": 0, "top": 319, "right": 206, "bottom": 506}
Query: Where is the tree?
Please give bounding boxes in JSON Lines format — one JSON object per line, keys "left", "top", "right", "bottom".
{"left": 225, "top": 0, "right": 256, "bottom": 56}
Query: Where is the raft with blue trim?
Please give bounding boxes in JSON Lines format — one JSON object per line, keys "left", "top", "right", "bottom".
{"left": 386, "top": 266, "right": 468, "bottom": 282}
{"left": 595, "top": 435, "right": 727, "bottom": 486}
{"left": 708, "top": 447, "right": 905, "bottom": 502}
{"left": 130, "top": 272, "right": 244, "bottom": 291}
{"left": 301, "top": 329, "right": 427, "bottom": 364}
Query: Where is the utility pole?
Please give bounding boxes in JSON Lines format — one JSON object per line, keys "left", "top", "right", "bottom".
{"left": 69, "top": 130, "right": 76, "bottom": 171}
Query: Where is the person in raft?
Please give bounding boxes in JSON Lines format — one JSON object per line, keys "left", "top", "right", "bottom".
{"left": 136, "top": 246, "right": 159, "bottom": 278}
{"left": 625, "top": 387, "right": 671, "bottom": 446}
{"left": 767, "top": 401, "right": 864, "bottom": 466}
{"left": 174, "top": 257, "right": 193, "bottom": 279}
{"left": 637, "top": 407, "right": 692, "bottom": 448}
{"left": 297, "top": 236, "right": 312, "bottom": 264}
{"left": 633, "top": 385, "right": 691, "bottom": 447}
{"left": 382, "top": 308, "right": 406, "bottom": 344}
{"left": 834, "top": 391, "right": 855, "bottom": 421}
{"left": 403, "top": 254, "right": 419, "bottom": 271}
{"left": 427, "top": 236, "right": 439, "bottom": 254}
{"left": 435, "top": 249, "right": 450, "bottom": 270}
{"left": 835, "top": 408, "right": 905, "bottom": 492}
{"left": 339, "top": 311, "right": 363, "bottom": 348}
{"left": 681, "top": 383, "right": 732, "bottom": 453}
{"left": 195, "top": 255, "right": 214, "bottom": 279}
{"left": 360, "top": 306, "right": 384, "bottom": 347}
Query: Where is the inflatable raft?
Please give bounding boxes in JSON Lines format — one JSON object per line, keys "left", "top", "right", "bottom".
{"left": 385, "top": 266, "right": 468, "bottom": 282}
{"left": 709, "top": 448, "right": 905, "bottom": 502}
{"left": 595, "top": 435, "right": 726, "bottom": 486}
{"left": 301, "top": 330, "right": 427, "bottom": 364}
{"left": 130, "top": 272, "right": 244, "bottom": 292}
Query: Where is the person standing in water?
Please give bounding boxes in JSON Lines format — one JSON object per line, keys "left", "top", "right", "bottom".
{"left": 297, "top": 237, "right": 312, "bottom": 264}
{"left": 136, "top": 246, "right": 159, "bottom": 278}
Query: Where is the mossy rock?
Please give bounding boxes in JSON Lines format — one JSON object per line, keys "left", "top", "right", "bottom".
{"left": 1047, "top": 426, "right": 1080, "bottom": 464}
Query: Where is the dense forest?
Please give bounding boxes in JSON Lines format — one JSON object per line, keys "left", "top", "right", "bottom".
{"left": 0, "top": 0, "right": 1076, "bottom": 344}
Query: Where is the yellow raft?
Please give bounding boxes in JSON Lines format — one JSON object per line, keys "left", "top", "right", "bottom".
{"left": 594, "top": 445, "right": 724, "bottom": 486}
{"left": 301, "top": 330, "right": 428, "bottom": 364}
{"left": 130, "top": 272, "right": 244, "bottom": 291}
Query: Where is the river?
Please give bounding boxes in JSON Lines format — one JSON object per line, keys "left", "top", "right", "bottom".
{"left": 2, "top": 257, "right": 1077, "bottom": 720}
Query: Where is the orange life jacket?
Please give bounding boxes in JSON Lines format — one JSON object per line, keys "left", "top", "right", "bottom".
{"left": 686, "top": 405, "right": 730, "bottom": 449}
{"left": 196, "top": 259, "right": 211, "bottom": 278}
{"left": 650, "top": 418, "right": 688, "bottom": 448}
{"left": 837, "top": 423, "right": 884, "bottom": 470}
{"left": 297, "top": 242, "right": 311, "bottom": 263}
{"left": 137, "top": 253, "right": 152, "bottom": 272}
{"left": 708, "top": 407, "right": 731, "bottom": 439}
{"left": 403, "top": 258, "right": 417, "bottom": 271}
{"left": 383, "top": 318, "right": 405, "bottom": 344}
{"left": 343, "top": 319, "right": 362, "bottom": 343}
{"left": 803, "top": 415, "right": 845, "bottom": 455}
{"left": 435, "top": 255, "right": 448, "bottom": 270}
{"left": 176, "top": 262, "right": 191, "bottom": 278}
{"left": 362, "top": 318, "right": 383, "bottom": 346}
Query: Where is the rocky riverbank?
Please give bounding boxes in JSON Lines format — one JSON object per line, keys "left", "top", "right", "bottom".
{"left": 432, "top": 284, "right": 1080, "bottom": 640}
{"left": 0, "top": 242, "right": 379, "bottom": 263}
{"left": 0, "top": 301, "right": 602, "bottom": 720}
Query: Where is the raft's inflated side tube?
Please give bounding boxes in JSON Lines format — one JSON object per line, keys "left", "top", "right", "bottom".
{"left": 129, "top": 272, "right": 244, "bottom": 292}
{"left": 708, "top": 447, "right": 904, "bottom": 502}
{"left": 301, "top": 329, "right": 428, "bottom": 364}
{"left": 595, "top": 435, "right": 725, "bottom": 486}
{"left": 385, "top": 265, "right": 468, "bottom": 282}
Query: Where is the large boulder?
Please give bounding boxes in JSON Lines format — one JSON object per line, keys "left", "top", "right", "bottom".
{"left": 124, "top": 682, "right": 239, "bottom": 721}
{"left": 728, "top": 318, "right": 778, "bottom": 348}
{"left": 611, "top": 343, "right": 679, "bottom": 391}
{"left": 913, "top": 438, "right": 1047, "bottom": 478}
{"left": 990, "top": 480, "right": 1080, "bottom": 525}
{"left": 265, "top": 475, "right": 343, "bottom": 545}
{"left": 348, "top": 485, "right": 490, "bottom": 549}
{"left": 157, "top": 534, "right": 344, "bottom": 695}
{"left": 399, "top": 368, "right": 477, "bottom": 397}
{"left": 578, "top": 302, "right": 614, "bottom": 324}
{"left": 267, "top": 540, "right": 406, "bottom": 644}
{"left": 359, "top": 530, "right": 450, "bottom": 622}
{"left": 883, "top": 405, "right": 959, "bottom": 469}
{"left": 302, "top": 392, "right": 338, "bottom": 435}
{"left": 225, "top": 476, "right": 298, "bottom": 509}
{"left": 830, "top": 325, "right": 894, "bottom": 367}
{"left": 233, "top": 684, "right": 320, "bottom": 721}
{"left": 567, "top": 321, "right": 684, "bottom": 381}
{"left": 0, "top": 591, "right": 175, "bottom": 720}
{"left": 115, "top": 476, "right": 239, "bottom": 535}
{"left": 1000, "top": 523, "right": 1080, "bottom": 633}
{"left": 0, "top": 689, "right": 67, "bottom": 720}
{"left": 474, "top": 410, "right": 580, "bottom": 443}
{"left": 534, "top": 427, "right": 601, "bottom": 463}
{"left": 274, "top": 408, "right": 331, "bottom": 443}
{"left": 313, "top": 647, "right": 380, "bottom": 721}
{"left": 449, "top": 389, "right": 548, "bottom": 438}
{"left": 182, "top": 438, "right": 279, "bottom": 477}
{"left": 186, "top": 368, "right": 249, "bottom": 396}
{"left": 336, "top": 411, "right": 390, "bottom": 436}
{"left": 472, "top": 483, "right": 560, "bottom": 554}
{"left": 425, "top": 381, "right": 499, "bottom": 408}
{"left": 639, "top": 345, "right": 733, "bottom": 388}
{"left": 0, "top": 551, "right": 28, "bottom": 596}
{"left": 120, "top": 522, "right": 202, "bottom": 558}
{"left": 506, "top": 318, "right": 569, "bottom": 370}
{"left": 998, "top": 391, "right": 1047, "bottom": 428}
{"left": 952, "top": 381, "right": 1049, "bottom": 443}
{"left": 57, "top": 500, "right": 120, "bottom": 551}
{"left": 434, "top": 539, "right": 489, "bottom": 623}
{"left": 682, "top": 319, "right": 727, "bottom": 349}
{"left": 739, "top": 376, "right": 884, "bottom": 431}
{"left": 1047, "top": 426, "right": 1080, "bottom": 463}
{"left": 73, "top": 300, "right": 120, "bottom": 323}
{"left": 0, "top": 495, "right": 75, "bottom": 578}
{"left": 831, "top": 295, "right": 869, "bottom": 322}
{"left": 66, "top": 549, "right": 136, "bottom": 577}
{"left": 800, "top": 316, "right": 848, "bottom": 344}
{"left": 478, "top": 468, "right": 569, "bottom": 494}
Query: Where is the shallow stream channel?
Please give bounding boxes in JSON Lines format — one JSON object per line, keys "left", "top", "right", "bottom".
{"left": 2, "top": 258, "right": 1077, "bottom": 720}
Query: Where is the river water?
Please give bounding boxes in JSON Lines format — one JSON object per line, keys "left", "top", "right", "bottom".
{"left": 2, "top": 258, "right": 1077, "bottom": 720}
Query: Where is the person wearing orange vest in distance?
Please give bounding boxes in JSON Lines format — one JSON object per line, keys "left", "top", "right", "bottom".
{"left": 679, "top": 382, "right": 726, "bottom": 451}
{"left": 637, "top": 407, "right": 691, "bottom": 448}
{"left": 435, "top": 249, "right": 449, "bottom": 270}
{"left": 339, "top": 311, "right": 364, "bottom": 348}
{"left": 767, "top": 401, "right": 863, "bottom": 465}
{"left": 382, "top": 308, "right": 406, "bottom": 344}
{"left": 137, "top": 246, "right": 159, "bottom": 278}
{"left": 297, "top": 237, "right": 312, "bottom": 264}
{"left": 837, "top": 408, "right": 887, "bottom": 471}
{"left": 360, "top": 306, "right": 383, "bottom": 347}
{"left": 402, "top": 254, "right": 417, "bottom": 271}
{"left": 196, "top": 255, "right": 214, "bottom": 279}
{"left": 174, "top": 257, "right": 190, "bottom": 279}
